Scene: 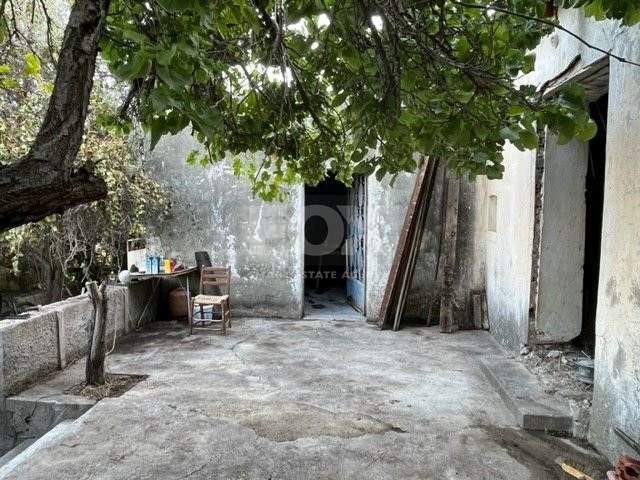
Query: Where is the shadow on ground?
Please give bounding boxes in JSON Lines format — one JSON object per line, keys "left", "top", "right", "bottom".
{"left": 3, "top": 318, "right": 609, "bottom": 480}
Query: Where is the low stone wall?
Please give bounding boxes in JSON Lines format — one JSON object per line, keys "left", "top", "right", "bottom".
{"left": 0, "top": 282, "right": 154, "bottom": 397}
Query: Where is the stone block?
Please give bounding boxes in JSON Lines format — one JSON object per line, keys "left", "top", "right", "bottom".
{"left": 480, "top": 357, "right": 573, "bottom": 433}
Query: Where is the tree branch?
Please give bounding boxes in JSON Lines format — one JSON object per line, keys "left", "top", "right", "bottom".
{"left": 0, "top": 0, "right": 111, "bottom": 231}
{"left": 0, "top": 164, "right": 108, "bottom": 231}
{"left": 451, "top": 1, "right": 640, "bottom": 68}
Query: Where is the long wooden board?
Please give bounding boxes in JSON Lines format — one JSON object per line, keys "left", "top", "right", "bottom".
{"left": 377, "top": 157, "right": 440, "bottom": 330}
{"left": 439, "top": 177, "right": 460, "bottom": 333}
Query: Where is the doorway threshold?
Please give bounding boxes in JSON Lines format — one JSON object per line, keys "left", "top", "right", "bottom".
{"left": 303, "top": 288, "right": 363, "bottom": 321}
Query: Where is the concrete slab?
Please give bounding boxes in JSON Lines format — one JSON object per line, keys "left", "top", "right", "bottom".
{"left": 2, "top": 319, "right": 605, "bottom": 479}
{"left": 480, "top": 358, "right": 573, "bottom": 432}
{"left": 0, "top": 420, "right": 76, "bottom": 478}
{"left": 1, "top": 362, "right": 96, "bottom": 455}
{"left": 0, "top": 438, "right": 35, "bottom": 469}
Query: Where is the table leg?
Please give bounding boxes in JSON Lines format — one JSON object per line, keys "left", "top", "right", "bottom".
{"left": 134, "top": 277, "right": 159, "bottom": 331}
{"left": 186, "top": 275, "right": 192, "bottom": 335}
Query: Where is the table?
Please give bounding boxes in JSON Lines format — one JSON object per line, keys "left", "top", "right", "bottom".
{"left": 130, "top": 267, "right": 199, "bottom": 329}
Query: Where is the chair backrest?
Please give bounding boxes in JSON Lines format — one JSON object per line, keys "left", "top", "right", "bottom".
{"left": 199, "top": 266, "right": 231, "bottom": 296}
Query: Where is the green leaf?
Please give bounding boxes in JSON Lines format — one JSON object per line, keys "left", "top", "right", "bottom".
{"left": 522, "top": 53, "right": 536, "bottom": 74}
{"left": 331, "top": 90, "right": 349, "bottom": 108}
{"left": 156, "top": 45, "right": 177, "bottom": 66}
{"left": 473, "top": 123, "right": 490, "bottom": 140}
{"left": 556, "top": 115, "right": 576, "bottom": 144}
{"left": 455, "top": 36, "right": 472, "bottom": 61}
{"left": 0, "top": 20, "right": 7, "bottom": 44}
{"left": 473, "top": 151, "right": 490, "bottom": 164}
{"left": 194, "top": 67, "right": 209, "bottom": 83}
{"left": 113, "top": 51, "right": 151, "bottom": 81}
{"left": 122, "top": 29, "right": 149, "bottom": 44}
{"left": 499, "top": 127, "right": 520, "bottom": 142}
{"left": 149, "top": 117, "right": 167, "bottom": 150}
{"left": 22, "top": 52, "right": 41, "bottom": 76}
{"left": 399, "top": 110, "right": 420, "bottom": 127}
{"left": 156, "top": 0, "right": 192, "bottom": 13}
{"left": 506, "top": 104, "right": 527, "bottom": 116}
{"left": 186, "top": 150, "right": 198, "bottom": 165}
{"left": 157, "top": 65, "right": 193, "bottom": 89}
{"left": 576, "top": 118, "right": 598, "bottom": 142}
{"left": 560, "top": 84, "right": 586, "bottom": 108}
{"left": 519, "top": 130, "right": 539, "bottom": 150}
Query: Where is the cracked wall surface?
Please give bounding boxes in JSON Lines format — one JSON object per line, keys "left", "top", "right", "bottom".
{"left": 485, "top": 9, "right": 640, "bottom": 462}
{"left": 145, "top": 131, "right": 304, "bottom": 319}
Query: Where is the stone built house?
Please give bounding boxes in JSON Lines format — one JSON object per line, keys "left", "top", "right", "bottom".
{"left": 145, "top": 10, "right": 638, "bottom": 463}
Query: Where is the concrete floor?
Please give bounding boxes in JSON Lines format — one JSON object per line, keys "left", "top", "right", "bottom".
{"left": 3, "top": 318, "right": 607, "bottom": 479}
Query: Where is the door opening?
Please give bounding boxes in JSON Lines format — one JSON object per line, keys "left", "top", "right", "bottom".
{"left": 575, "top": 94, "right": 608, "bottom": 353}
{"left": 304, "top": 173, "right": 364, "bottom": 318}
{"left": 529, "top": 58, "right": 609, "bottom": 347}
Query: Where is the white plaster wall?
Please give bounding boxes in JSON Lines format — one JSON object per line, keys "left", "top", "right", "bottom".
{"left": 145, "top": 131, "right": 304, "bottom": 318}
{"left": 486, "top": 145, "right": 535, "bottom": 352}
{"left": 589, "top": 57, "right": 640, "bottom": 462}
{"left": 485, "top": 9, "right": 640, "bottom": 461}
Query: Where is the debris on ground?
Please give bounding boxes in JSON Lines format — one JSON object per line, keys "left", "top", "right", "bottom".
{"left": 518, "top": 345, "right": 594, "bottom": 438}
{"left": 555, "top": 456, "right": 596, "bottom": 480}
{"left": 607, "top": 454, "right": 640, "bottom": 480}
{"left": 481, "top": 426, "right": 609, "bottom": 479}
{"left": 64, "top": 373, "right": 146, "bottom": 400}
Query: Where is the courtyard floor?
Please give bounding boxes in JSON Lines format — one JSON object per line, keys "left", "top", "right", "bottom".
{"left": 3, "top": 318, "right": 608, "bottom": 479}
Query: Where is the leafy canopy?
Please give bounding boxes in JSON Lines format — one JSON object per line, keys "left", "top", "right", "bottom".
{"left": 101, "top": 0, "right": 638, "bottom": 198}
{"left": 562, "top": 0, "right": 640, "bottom": 25}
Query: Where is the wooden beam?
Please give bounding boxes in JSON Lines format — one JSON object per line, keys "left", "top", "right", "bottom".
{"left": 378, "top": 157, "right": 440, "bottom": 330}
{"left": 439, "top": 177, "right": 460, "bottom": 333}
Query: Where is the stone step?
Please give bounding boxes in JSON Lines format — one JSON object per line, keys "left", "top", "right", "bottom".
{"left": 0, "top": 420, "right": 76, "bottom": 478}
{"left": 480, "top": 358, "right": 573, "bottom": 433}
{"left": 0, "top": 438, "right": 36, "bottom": 469}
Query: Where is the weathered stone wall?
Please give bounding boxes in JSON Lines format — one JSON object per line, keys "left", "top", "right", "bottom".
{"left": 147, "top": 133, "right": 485, "bottom": 325}
{"left": 0, "top": 284, "right": 152, "bottom": 397}
{"left": 590, "top": 52, "right": 640, "bottom": 463}
{"left": 365, "top": 171, "right": 437, "bottom": 321}
{"left": 365, "top": 166, "right": 486, "bottom": 326}
{"left": 145, "top": 131, "right": 304, "bottom": 318}
{"left": 484, "top": 9, "right": 640, "bottom": 462}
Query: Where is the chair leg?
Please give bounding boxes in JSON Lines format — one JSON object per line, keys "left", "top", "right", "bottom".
{"left": 227, "top": 299, "right": 231, "bottom": 329}
{"left": 221, "top": 306, "right": 227, "bottom": 335}
{"left": 189, "top": 301, "right": 194, "bottom": 335}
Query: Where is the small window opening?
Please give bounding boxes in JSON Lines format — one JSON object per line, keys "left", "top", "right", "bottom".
{"left": 488, "top": 195, "right": 497, "bottom": 232}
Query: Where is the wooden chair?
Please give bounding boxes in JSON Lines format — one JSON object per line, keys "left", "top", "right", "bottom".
{"left": 190, "top": 266, "right": 231, "bottom": 335}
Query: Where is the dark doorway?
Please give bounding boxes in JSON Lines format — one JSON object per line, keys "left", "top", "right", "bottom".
{"left": 304, "top": 174, "right": 361, "bottom": 317}
{"left": 576, "top": 94, "right": 608, "bottom": 353}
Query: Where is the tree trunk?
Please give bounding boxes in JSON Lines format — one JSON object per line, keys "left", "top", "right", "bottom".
{"left": 85, "top": 280, "right": 108, "bottom": 386}
{"left": 0, "top": 0, "right": 111, "bottom": 232}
